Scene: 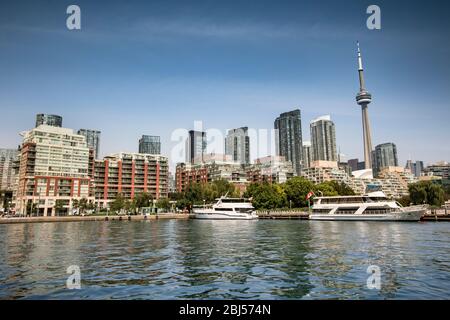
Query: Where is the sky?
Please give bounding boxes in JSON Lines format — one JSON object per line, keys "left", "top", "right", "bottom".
{"left": 0, "top": 0, "right": 449, "bottom": 170}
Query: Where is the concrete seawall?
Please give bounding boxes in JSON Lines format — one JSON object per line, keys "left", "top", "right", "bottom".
{"left": 0, "top": 214, "right": 194, "bottom": 224}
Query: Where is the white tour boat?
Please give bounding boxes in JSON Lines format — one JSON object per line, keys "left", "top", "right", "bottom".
{"left": 309, "top": 191, "right": 426, "bottom": 221}
{"left": 194, "top": 197, "right": 258, "bottom": 220}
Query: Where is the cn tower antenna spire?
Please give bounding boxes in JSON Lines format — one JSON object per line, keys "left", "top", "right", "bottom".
{"left": 357, "top": 41, "right": 366, "bottom": 90}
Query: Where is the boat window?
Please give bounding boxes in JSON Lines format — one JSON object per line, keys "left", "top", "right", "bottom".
{"left": 362, "top": 208, "right": 395, "bottom": 214}
{"left": 335, "top": 208, "right": 358, "bottom": 214}
{"left": 312, "top": 209, "right": 332, "bottom": 213}
{"left": 322, "top": 197, "right": 363, "bottom": 204}
{"left": 236, "top": 208, "right": 254, "bottom": 213}
{"left": 215, "top": 208, "right": 233, "bottom": 211}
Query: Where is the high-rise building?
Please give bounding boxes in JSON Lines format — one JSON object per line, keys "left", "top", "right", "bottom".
{"left": 355, "top": 42, "right": 374, "bottom": 169}
{"left": 348, "top": 158, "right": 359, "bottom": 172}
{"left": 373, "top": 143, "right": 398, "bottom": 177}
{"left": 186, "top": 130, "right": 207, "bottom": 164}
{"left": 310, "top": 115, "right": 337, "bottom": 162}
{"left": 274, "top": 109, "right": 303, "bottom": 176}
{"left": 93, "top": 152, "right": 169, "bottom": 209}
{"left": 78, "top": 129, "right": 101, "bottom": 159}
{"left": 405, "top": 160, "right": 424, "bottom": 178}
{"left": 15, "top": 125, "right": 94, "bottom": 216}
{"left": 423, "top": 162, "right": 450, "bottom": 182}
{"left": 35, "top": 114, "right": 63, "bottom": 128}
{"left": 302, "top": 141, "right": 312, "bottom": 169}
{"left": 0, "top": 148, "right": 18, "bottom": 192}
{"left": 139, "top": 135, "right": 161, "bottom": 155}
{"left": 225, "top": 127, "right": 250, "bottom": 165}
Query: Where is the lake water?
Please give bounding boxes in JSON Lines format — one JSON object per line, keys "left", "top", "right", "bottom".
{"left": 0, "top": 220, "right": 449, "bottom": 299}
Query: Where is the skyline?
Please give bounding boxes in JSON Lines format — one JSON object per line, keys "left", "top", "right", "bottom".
{"left": 1, "top": 0, "right": 449, "bottom": 168}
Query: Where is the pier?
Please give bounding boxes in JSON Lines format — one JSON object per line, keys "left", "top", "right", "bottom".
{"left": 0, "top": 213, "right": 193, "bottom": 224}
{"left": 257, "top": 210, "right": 309, "bottom": 220}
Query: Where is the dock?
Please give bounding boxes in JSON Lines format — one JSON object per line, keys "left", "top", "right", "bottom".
{"left": 421, "top": 209, "right": 450, "bottom": 222}
{"left": 421, "top": 214, "right": 450, "bottom": 222}
{"left": 0, "top": 214, "right": 194, "bottom": 224}
{"left": 257, "top": 211, "right": 310, "bottom": 220}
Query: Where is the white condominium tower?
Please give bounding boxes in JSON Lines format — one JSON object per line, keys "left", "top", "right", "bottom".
{"left": 15, "top": 125, "right": 93, "bottom": 216}
{"left": 310, "top": 115, "right": 337, "bottom": 162}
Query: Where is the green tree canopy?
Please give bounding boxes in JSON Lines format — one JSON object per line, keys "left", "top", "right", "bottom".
{"left": 156, "top": 198, "right": 171, "bottom": 210}
{"left": 408, "top": 181, "right": 445, "bottom": 207}
{"left": 282, "top": 177, "right": 315, "bottom": 208}
{"left": 110, "top": 193, "right": 126, "bottom": 212}
{"left": 134, "top": 192, "right": 153, "bottom": 210}
{"left": 315, "top": 181, "right": 339, "bottom": 197}
{"left": 328, "top": 181, "right": 356, "bottom": 196}
{"left": 244, "top": 182, "right": 286, "bottom": 210}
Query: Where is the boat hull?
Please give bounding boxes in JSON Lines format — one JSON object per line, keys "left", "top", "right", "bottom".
{"left": 194, "top": 212, "right": 258, "bottom": 220}
{"left": 309, "top": 208, "right": 425, "bottom": 222}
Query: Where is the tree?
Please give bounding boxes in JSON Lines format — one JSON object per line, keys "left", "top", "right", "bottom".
{"left": 315, "top": 182, "right": 339, "bottom": 197}
{"left": 54, "top": 200, "right": 65, "bottom": 216}
{"left": 78, "top": 198, "right": 89, "bottom": 214}
{"left": 409, "top": 181, "right": 445, "bottom": 207}
{"left": 397, "top": 195, "right": 411, "bottom": 207}
{"left": 244, "top": 182, "right": 286, "bottom": 210}
{"left": 176, "top": 198, "right": 191, "bottom": 212}
{"left": 328, "top": 181, "right": 356, "bottom": 196}
{"left": 156, "top": 198, "right": 171, "bottom": 211}
{"left": 134, "top": 192, "right": 152, "bottom": 211}
{"left": 72, "top": 199, "right": 79, "bottom": 214}
{"left": 110, "top": 193, "right": 126, "bottom": 213}
{"left": 282, "top": 177, "right": 315, "bottom": 208}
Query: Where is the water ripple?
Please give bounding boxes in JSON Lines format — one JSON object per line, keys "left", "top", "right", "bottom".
{"left": 0, "top": 220, "right": 449, "bottom": 299}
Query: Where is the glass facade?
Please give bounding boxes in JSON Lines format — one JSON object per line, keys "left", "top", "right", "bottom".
{"left": 35, "top": 114, "right": 63, "bottom": 128}
{"left": 139, "top": 135, "right": 161, "bottom": 155}
{"left": 78, "top": 129, "right": 101, "bottom": 159}
{"left": 274, "top": 109, "right": 303, "bottom": 176}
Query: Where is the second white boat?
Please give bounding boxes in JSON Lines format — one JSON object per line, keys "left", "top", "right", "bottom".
{"left": 194, "top": 196, "right": 258, "bottom": 220}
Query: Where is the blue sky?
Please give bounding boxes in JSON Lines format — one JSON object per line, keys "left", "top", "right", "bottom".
{"left": 0, "top": 0, "right": 449, "bottom": 169}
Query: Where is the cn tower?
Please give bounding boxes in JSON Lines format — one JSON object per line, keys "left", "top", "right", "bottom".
{"left": 355, "top": 41, "right": 373, "bottom": 170}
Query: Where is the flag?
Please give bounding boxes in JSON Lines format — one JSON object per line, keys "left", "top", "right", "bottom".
{"left": 306, "top": 191, "right": 315, "bottom": 200}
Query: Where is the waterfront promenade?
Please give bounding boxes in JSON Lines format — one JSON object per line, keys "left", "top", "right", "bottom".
{"left": 0, "top": 213, "right": 193, "bottom": 224}
{"left": 1, "top": 209, "right": 449, "bottom": 224}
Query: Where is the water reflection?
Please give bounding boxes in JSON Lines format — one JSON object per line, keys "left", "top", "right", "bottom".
{"left": 0, "top": 220, "right": 448, "bottom": 299}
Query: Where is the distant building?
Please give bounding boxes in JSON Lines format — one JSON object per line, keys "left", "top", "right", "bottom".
{"left": 186, "top": 130, "right": 207, "bottom": 164}
{"left": 347, "top": 158, "right": 365, "bottom": 172}
{"left": 274, "top": 109, "right": 303, "bottom": 176}
{"left": 423, "top": 162, "right": 450, "bottom": 186}
{"left": 176, "top": 154, "right": 294, "bottom": 195}
{"left": 0, "top": 148, "right": 18, "bottom": 192}
{"left": 405, "top": 160, "right": 424, "bottom": 178}
{"left": 94, "top": 152, "right": 169, "bottom": 209}
{"left": 302, "top": 161, "right": 416, "bottom": 199}
{"left": 247, "top": 156, "right": 294, "bottom": 184}
{"left": 225, "top": 127, "right": 250, "bottom": 165}
{"left": 168, "top": 172, "right": 176, "bottom": 194}
{"left": 175, "top": 154, "right": 246, "bottom": 193}
{"left": 373, "top": 143, "right": 398, "bottom": 177}
{"left": 139, "top": 135, "right": 161, "bottom": 155}
{"left": 78, "top": 129, "right": 101, "bottom": 159}
{"left": 15, "top": 125, "right": 93, "bottom": 216}
{"left": 302, "top": 141, "right": 312, "bottom": 169}
{"left": 35, "top": 114, "right": 62, "bottom": 128}
{"left": 310, "top": 115, "right": 337, "bottom": 162}
{"left": 348, "top": 159, "right": 359, "bottom": 172}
